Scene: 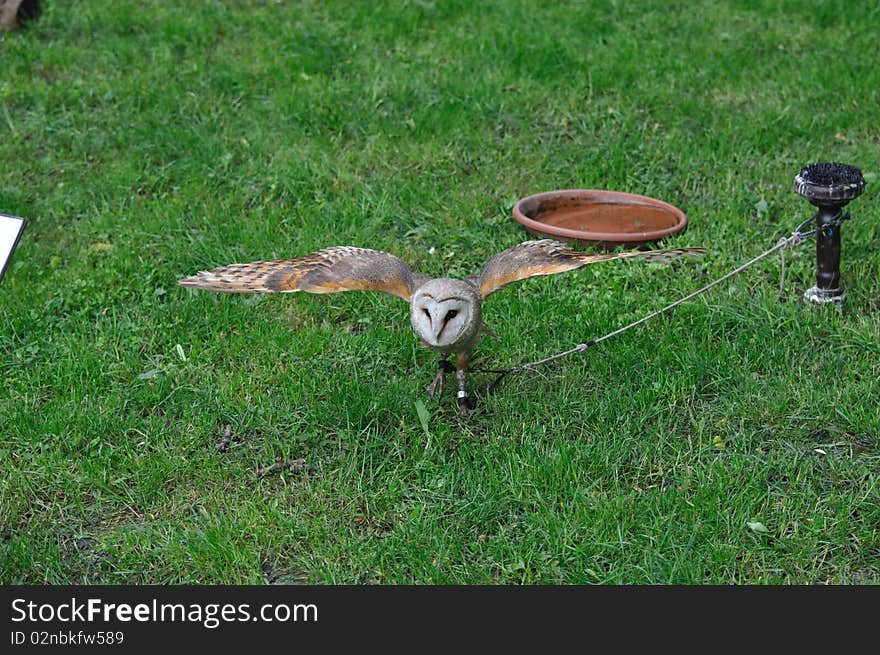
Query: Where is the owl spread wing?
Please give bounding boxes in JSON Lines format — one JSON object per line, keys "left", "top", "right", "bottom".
{"left": 178, "top": 246, "right": 420, "bottom": 301}
{"left": 473, "top": 239, "right": 705, "bottom": 298}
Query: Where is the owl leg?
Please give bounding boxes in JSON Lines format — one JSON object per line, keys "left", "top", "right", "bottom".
{"left": 426, "top": 356, "right": 454, "bottom": 400}
{"left": 455, "top": 352, "right": 477, "bottom": 415}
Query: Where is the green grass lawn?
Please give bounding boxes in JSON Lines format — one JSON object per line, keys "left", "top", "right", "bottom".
{"left": 1, "top": 0, "right": 878, "bottom": 584}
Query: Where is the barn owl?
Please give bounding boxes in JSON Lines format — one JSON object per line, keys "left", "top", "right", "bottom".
{"left": 179, "top": 239, "right": 703, "bottom": 414}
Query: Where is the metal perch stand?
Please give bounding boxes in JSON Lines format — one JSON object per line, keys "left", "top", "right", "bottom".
{"left": 794, "top": 162, "right": 866, "bottom": 306}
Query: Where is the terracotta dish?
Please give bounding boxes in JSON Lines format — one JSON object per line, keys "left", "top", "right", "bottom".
{"left": 513, "top": 189, "right": 688, "bottom": 249}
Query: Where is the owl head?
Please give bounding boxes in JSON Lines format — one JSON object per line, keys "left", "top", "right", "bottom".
{"left": 409, "top": 278, "right": 481, "bottom": 350}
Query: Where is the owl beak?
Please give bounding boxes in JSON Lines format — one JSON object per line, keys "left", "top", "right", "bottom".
{"left": 430, "top": 324, "right": 443, "bottom": 346}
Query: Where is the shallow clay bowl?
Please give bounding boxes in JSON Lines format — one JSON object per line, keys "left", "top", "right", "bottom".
{"left": 513, "top": 189, "right": 687, "bottom": 249}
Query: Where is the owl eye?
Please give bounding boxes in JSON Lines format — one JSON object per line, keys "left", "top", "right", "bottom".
{"left": 422, "top": 308, "right": 431, "bottom": 320}
{"left": 445, "top": 309, "right": 458, "bottom": 321}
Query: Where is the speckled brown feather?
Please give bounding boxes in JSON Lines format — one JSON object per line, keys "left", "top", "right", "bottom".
{"left": 475, "top": 239, "right": 705, "bottom": 298}
{"left": 178, "top": 246, "right": 418, "bottom": 301}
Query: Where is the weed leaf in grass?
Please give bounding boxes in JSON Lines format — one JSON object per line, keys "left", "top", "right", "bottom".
{"left": 414, "top": 399, "right": 431, "bottom": 440}
{"left": 747, "top": 521, "right": 769, "bottom": 534}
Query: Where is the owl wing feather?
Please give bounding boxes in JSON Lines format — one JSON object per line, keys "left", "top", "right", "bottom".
{"left": 178, "top": 246, "right": 419, "bottom": 302}
{"left": 475, "top": 239, "right": 705, "bottom": 298}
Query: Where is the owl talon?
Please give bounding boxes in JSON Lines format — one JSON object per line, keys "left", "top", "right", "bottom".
{"left": 425, "top": 372, "right": 445, "bottom": 400}
{"left": 426, "top": 358, "right": 453, "bottom": 400}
